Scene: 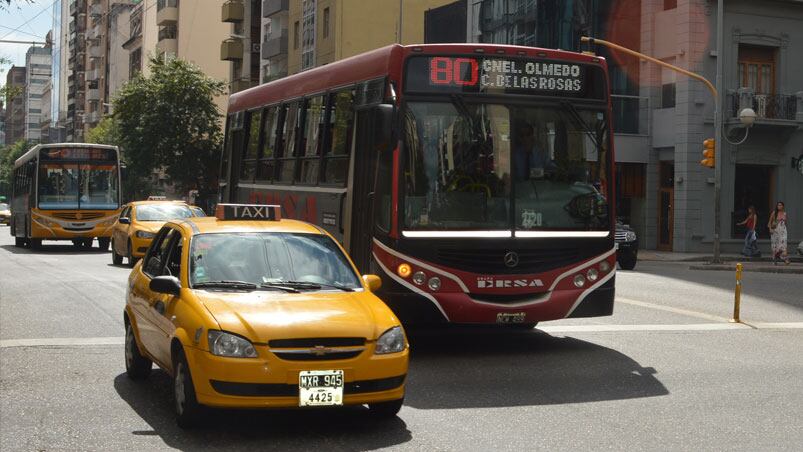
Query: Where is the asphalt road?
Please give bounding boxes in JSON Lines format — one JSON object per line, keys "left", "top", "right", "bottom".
{"left": 1, "top": 228, "right": 802, "bottom": 451}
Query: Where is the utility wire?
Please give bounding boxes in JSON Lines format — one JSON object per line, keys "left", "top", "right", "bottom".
{"left": 0, "top": 0, "right": 59, "bottom": 40}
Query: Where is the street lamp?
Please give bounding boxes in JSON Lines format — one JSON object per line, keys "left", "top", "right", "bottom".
{"left": 722, "top": 107, "right": 756, "bottom": 146}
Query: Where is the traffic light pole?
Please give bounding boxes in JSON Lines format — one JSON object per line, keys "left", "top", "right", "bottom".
{"left": 712, "top": 0, "right": 725, "bottom": 263}
{"left": 580, "top": 33, "right": 723, "bottom": 262}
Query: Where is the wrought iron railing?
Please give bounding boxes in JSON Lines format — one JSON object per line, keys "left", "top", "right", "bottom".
{"left": 728, "top": 92, "right": 798, "bottom": 121}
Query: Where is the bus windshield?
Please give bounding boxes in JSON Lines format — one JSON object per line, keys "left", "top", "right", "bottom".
{"left": 403, "top": 101, "right": 609, "bottom": 231}
{"left": 38, "top": 163, "right": 119, "bottom": 210}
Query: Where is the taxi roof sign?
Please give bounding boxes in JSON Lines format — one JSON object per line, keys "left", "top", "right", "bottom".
{"left": 147, "top": 196, "right": 167, "bottom": 200}
{"left": 215, "top": 204, "right": 281, "bottom": 221}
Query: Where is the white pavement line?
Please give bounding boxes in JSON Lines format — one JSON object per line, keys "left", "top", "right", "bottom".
{"left": 539, "top": 323, "right": 751, "bottom": 333}
{"left": 751, "top": 322, "right": 803, "bottom": 329}
{"left": 0, "top": 337, "right": 124, "bottom": 348}
{"left": 616, "top": 297, "right": 733, "bottom": 323}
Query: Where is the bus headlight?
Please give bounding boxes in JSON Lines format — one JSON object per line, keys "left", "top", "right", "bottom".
{"left": 412, "top": 271, "right": 426, "bottom": 285}
{"left": 397, "top": 263, "right": 412, "bottom": 278}
{"left": 136, "top": 230, "right": 156, "bottom": 239}
{"left": 573, "top": 274, "right": 586, "bottom": 288}
{"left": 586, "top": 268, "right": 599, "bottom": 282}
{"left": 599, "top": 261, "right": 611, "bottom": 273}
{"left": 427, "top": 277, "right": 441, "bottom": 291}
{"left": 374, "top": 327, "right": 405, "bottom": 354}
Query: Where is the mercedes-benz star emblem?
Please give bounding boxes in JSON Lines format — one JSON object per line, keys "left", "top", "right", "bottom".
{"left": 504, "top": 251, "right": 519, "bottom": 268}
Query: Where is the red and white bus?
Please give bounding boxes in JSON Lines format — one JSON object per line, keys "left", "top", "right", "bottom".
{"left": 221, "top": 43, "right": 616, "bottom": 326}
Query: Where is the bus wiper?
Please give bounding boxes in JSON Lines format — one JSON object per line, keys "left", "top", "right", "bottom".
{"left": 193, "top": 280, "right": 258, "bottom": 290}
{"left": 270, "top": 280, "right": 354, "bottom": 292}
{"left": 450, "top": 94, "right": 487, "bottom": 144}
{"left": 559, "top": 101, "right": 600, "bottom": 149}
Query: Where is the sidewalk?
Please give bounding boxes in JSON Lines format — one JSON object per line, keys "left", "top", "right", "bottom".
{"left": 638, "top": 250, "right": 803, "bottom": 274}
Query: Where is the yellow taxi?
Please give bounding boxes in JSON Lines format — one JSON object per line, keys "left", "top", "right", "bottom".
{"left": 123, "top": 204, "right": 408, "bottom": 427}
{"left": 0, "top": 202, "right": 10, "bottom": 225}
{"left": 111, "top": 200, "right": 196, "bottom": 266}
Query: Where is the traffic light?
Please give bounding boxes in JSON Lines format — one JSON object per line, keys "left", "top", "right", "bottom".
{"left": 701, "top": 138, "right": 715, "bottom": 168}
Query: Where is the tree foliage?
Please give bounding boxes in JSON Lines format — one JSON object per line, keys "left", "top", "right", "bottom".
{"left": 113, "top": 55, "right": 225, "bottom": 202}
{"left": 86, "top": 116, "right": 121, "bottom": 146}
{"left": 1, "top": 56, "right": 23, "bottom": 106}
{"left": 0, "top": 139, "right": 30, "bottom": 198}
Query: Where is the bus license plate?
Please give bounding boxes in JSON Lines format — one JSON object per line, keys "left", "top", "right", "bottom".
{"left": 299, "top": 370, "right": 344, "bottom": 406}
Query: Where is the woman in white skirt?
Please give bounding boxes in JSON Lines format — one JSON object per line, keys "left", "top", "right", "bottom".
{"left": 768, "top": 201, "right": 790, "bottom": 265}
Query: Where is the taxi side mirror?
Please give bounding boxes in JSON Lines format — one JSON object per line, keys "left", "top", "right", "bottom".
{"left": 362, "top": 274, "right": 382, "bottom": 292}
{"left": 118, "top": 217, "right": 130, "bottom": 225}
{"left": 150, "top": 275, "right": 181, "bottom": 296}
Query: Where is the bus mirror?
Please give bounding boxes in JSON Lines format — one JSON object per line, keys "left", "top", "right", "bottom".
{"left": 373, "top": 104, "right": 394, "bottom": 151}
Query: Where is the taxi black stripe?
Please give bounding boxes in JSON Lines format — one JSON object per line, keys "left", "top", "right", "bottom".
{"left": 209, "top": 375, "right": 406, "bottom": 397}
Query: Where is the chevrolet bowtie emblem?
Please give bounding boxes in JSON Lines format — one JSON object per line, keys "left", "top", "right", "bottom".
{"left": 310, "top": 346, "right": 331, "bottom": 356}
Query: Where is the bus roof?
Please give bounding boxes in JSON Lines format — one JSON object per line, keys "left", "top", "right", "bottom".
{"left": 14, "top": 143, "right": 119, "bottom": 169}
{"left": 227, "top": 43, "right": 606, "bottom": 114}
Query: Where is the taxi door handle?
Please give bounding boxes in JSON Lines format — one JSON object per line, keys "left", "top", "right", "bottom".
{"left": 153, "top": 301, "right": 165, "bottom": 315}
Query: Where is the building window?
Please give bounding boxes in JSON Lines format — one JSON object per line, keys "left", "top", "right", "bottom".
{"left": 323, "top": 7, "right": 330, "bottom": 39}
{"left": 129, "top": 48, "right": 142, "bottom": 78}
{"left": 661, "top": 84, "right": 676, "bottom": 109}
{"left": 663, "top": 0, "right": 677, "bottom": 10}
{"left": 301, "top": 0, "right": 316, "bottom": 70}
{"left": 738, "top": 45, "right": 776, "bottom": 95}
{"left": 294, "top": 21, "right": 300, "bottom": 49}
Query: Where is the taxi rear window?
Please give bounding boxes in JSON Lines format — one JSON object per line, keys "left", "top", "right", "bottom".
{"left": 189, "top": 232, "right": 361, "bottom": 290}
{"left": 137, "top": 204, "right": 193, "bottom": 221}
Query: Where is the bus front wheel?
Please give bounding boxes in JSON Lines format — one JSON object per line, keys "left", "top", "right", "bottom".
{"left": 29, "top": 238, "right": 42, "bottom": 250}
{"left": 14, "top": 237, "right": 26, "bottom": 248}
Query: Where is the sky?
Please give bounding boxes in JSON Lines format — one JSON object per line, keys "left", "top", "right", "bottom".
{"left": 0, "top": 0, "right": 57, "bottom": 89}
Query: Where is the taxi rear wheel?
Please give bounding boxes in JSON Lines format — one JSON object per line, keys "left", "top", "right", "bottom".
{"left": 127, "top": 240, "right": 138, "bottom": 267}
{"left": 111, "top": 241, "right": 123, "bottom": 265}
{"left": 367, "top": 398, "right": 404, "bottom": 418}
{"left": 14, "top": 237, "right": 26, "bottom": 248}
{"left": 125, "top": 324, "right": 152, "bottom": 380}
{"left": 173, "top": 348, "right": 203, "bottom": 428}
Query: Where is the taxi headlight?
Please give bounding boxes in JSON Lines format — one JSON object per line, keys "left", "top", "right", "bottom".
{"left": 374, "top": 326, "right": 405, "bottom": 355}
{"left": 207, "top": 330, "right": 257, "bottom": 358}
{"left": 136, "top": 230, "right": 156, "bottom": 239}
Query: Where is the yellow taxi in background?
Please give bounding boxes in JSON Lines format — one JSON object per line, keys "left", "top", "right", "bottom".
{"left": 111, "top": 200, "right": 196, "bottom": 266}
{"left": 123, "top": 204, "right": 408, "bottom": 427}
{"left": 0, "top": 202, "right": 10, "bottom": 225}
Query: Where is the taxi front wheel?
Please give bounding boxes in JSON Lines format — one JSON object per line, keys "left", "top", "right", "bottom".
{"left": 125, "top": 324, "right": 152, "bottom": 380}
{"left": 173, "top": 349, "right": 203, "bottom": 428}
{"left": 368, "top": 398, "right": 404, "bottom": 418}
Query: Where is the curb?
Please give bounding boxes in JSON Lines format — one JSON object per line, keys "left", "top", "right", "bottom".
{"left": 688, "top": 264, "right": 803, "bottom": 274}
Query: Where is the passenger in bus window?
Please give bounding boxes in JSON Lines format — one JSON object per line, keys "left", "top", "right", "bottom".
{"left": 512, "top": 123, "right": 556, "bottom": 182}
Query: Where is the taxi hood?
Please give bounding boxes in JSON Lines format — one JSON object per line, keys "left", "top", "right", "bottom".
{"left": 196, "top": 290, "right": 381, "bottom": 342}
{"left": 136, "top": 221, "right": 166, "bottom": 233}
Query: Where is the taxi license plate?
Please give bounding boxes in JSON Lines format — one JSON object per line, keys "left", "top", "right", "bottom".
{"left": 298, "top": 370, "right": 344, "bottom": 407}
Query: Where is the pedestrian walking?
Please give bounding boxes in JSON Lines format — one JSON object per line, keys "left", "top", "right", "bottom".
{"left": 737, "top": 205, "right": 760, "bottom": 257}
{"left": 768, "top": 201, "right": 790, "bottom": 265}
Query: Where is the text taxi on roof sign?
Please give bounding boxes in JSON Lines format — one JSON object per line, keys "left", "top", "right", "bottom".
{"left": 124, "top": 204, "right": 409, "bottom": 427}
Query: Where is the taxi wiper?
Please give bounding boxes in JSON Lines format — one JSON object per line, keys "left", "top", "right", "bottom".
{"left": 258, "top": 282, "right": 301, "bottom": 293}
{"left": 272, "top": 281, "right": 354, "bottom": 292}
{"left": 193, "top": 280, "right": 258, "bottom": 290}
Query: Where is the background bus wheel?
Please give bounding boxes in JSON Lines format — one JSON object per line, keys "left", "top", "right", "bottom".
{"left": 14, "top": 237, "right": 25, "bottom": 248}
{"left": 72, "top": 239, "right": 82, "bottom": 248}
{"left": 97, "top": 237, "right": 110, "bottom": 251}
{"left": 81, "top": 239, "right": 93, "bottom": 250}
{"left": 367, "top": 398, "right": 404, "bottom": 418}
{"left": 29, "top": 238, "right": 42, "bottom": 250}
{"left": 508, "top": 323, "right": 538, "bottom": 330}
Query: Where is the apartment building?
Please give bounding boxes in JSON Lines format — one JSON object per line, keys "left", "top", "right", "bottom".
{"left": 461, "top": 0, "right": 802, "bottom": 252}
{"left": 3, "top": 66, "right": 26, "bottom": 145}
{"left": 24, "top": 46, "right": 52, "bottom": 143}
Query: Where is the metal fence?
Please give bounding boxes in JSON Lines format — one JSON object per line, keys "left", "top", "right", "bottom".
{"left": 728, "top": 92, "right": 798, "bottom": 121}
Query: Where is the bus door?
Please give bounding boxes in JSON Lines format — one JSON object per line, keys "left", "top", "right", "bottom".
{"left": 348, "top": 110, "right": 379, "bottom": 273}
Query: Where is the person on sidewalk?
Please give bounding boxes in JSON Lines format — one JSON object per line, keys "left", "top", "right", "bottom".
{"left": 737, "top": 205, "right": 760, "bottom": 257}
{"left": 768, "top": 201, "right": 790, "bottom": 265}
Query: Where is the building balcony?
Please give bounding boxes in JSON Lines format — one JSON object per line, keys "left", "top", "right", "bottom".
{"left": 88, "top": 44, "right": 103, "bottom": 59}
{"left": 86, "top": 68, "right": 99, "bottom": 81}
{"left": 156, "top": 0, "right": 178, "bottom": 25}
{"left": 86, "top": 111, "right": 100, "bottom": 123}
{"left": 727, "top": 88, "right": 803, "bottom": 130}
{"left": 87, "top": 89, "right": 100, "bottom": 101}
{"left": 231, "top": 79, "right": 255, "bottom": 93}
{"left": 87, "top": 24, "right": 100, "bottom": 40}
{"left": 220, "top": 38, "right": 244, "bottom": 60}
{"left": 262, "top": 31, "right": 287, "bottom": 59}
{"left": 222, "top": 0, "right": 244, "bottom": 22}
{"left": 262, "top": 0, "right": 288, "bottom": 17}
{"left": 156, "top": 37, "right": 178, "bottom": 54}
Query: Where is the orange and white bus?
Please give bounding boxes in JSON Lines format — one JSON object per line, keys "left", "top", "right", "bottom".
{"left": 10, "top": 143, "right": 121, "bottom": 250}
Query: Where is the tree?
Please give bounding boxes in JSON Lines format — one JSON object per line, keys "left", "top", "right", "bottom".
{"left": 1, "top": 56, "right": 23, "bottom": 107}
{"left": 113, "top": 55, "right": 225, "bottom": 203}
{"left": 86, "top": 116, "right": 121, "bottom": 146}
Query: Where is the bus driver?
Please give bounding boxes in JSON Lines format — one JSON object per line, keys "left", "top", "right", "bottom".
{"left": 513, "top": 123, "right": 556, "bottom": 181}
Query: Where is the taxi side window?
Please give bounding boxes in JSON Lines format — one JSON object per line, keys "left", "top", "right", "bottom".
{"left": 119, "top": 206, "right": 131, "bottom": 220}
{"left": 144, "top": 228, "right": 177, "bottom": 277}
{"left": 165, "top": 236, "right": 183, "bottom": 278}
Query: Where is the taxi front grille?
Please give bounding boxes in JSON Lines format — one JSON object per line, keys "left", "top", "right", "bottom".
{"left": 50, "top": 212, "right": 105, "bottom": 220}
{"left": 209, "top": 375, "right": 406, "bottom": 397}
{"left": 271, "top": 350, "right": 363, "bottom": 361}
{"left": 268, "top": 337, "right": 367, "bottom": 361}
{"left": 268, "top": 337, "right": 365, "bottom": 348}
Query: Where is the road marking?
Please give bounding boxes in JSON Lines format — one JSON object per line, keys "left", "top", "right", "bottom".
{"left": 616, "top": 297, "right": 734, "bottom": 323}
{"left": 539, "top": 323, "right": 753, "bottom": 333}
{"left": 0, "top": 337, "right": 124, "bottom": 348}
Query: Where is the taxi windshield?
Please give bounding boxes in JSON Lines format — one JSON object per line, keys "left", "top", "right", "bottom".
{"left": 0, "top": 203, "right": 8, "bottom": 211}
{"left": 136, "top": 204, "right": 193, "bottom": 221}
{"left": 189, "top": 232, "right": 361, "bottom": 290}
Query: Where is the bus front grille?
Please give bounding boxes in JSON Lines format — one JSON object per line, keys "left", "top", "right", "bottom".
{"left": 436, "top": 247, "right": 581, "bottom": 274}
{"left": 50, "top": 212, "right": 105, "bottom": 220}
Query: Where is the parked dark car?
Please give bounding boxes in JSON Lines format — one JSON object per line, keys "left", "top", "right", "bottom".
{"left": 615, "top": 222, "right": 638, "bottom": 270}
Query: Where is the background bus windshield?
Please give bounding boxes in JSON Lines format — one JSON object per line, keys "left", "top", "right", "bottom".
{"left": 38, "top": 162, "right": 119, "bottom": 210}
{"left": 403, "top": 101, "right": 609, "bottom": 231}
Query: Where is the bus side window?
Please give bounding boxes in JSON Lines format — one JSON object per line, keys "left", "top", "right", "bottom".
{"left": 298, "top": 95, "right": 325, "bottom": 185}
{"left": 322, "top": 88, "right": 354, "bottom": 186}
{"left": 241, "top": 108, "right": 263, "bottom": 183}
{"left": 277, "top": 102, "right": 300, "bottom": 184}
{"left": 257, "top": 106, "right": 279, "bottom": 182}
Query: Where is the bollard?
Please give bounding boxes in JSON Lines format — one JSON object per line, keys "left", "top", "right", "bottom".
{"left": 730, "top": 263, "right": 743, "bottom": 323}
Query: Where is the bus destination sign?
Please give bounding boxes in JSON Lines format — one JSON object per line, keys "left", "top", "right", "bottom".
{"left": 40, "top": 147, "right": 116, "bottom": 161}
{"left": 405, "top": 56, "right": 603, "bottom": 98}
